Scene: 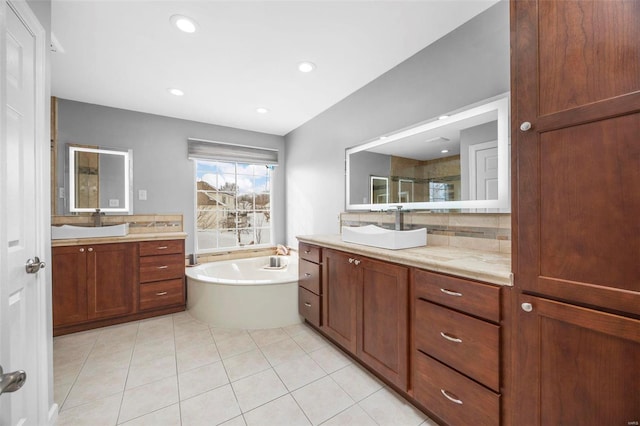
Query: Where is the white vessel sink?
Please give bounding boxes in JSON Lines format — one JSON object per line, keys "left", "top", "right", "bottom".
{"left": 341, "top": 225, "right": 426, "bottom": 250}
{"left": 51, "top": 223, "right": 129, "bottom": 240}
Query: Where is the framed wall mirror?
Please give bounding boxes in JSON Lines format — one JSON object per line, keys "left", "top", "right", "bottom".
{"left": 68, "top": 145, "right": 133, "bottom": 213}
{"left": 346, "top": 94, "right": 510, "bottom": 212}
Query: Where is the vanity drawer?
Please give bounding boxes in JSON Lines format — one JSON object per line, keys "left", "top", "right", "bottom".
{"left": 139, "top": 279, "right": 184, "bottom": 311}
{"left": 299, "top": 259, "right": 321, "bottom": 294}
{"left": 299, "top": 243, "right": 321, "bottom": 264}
{"left": 139, "top": 239, "right": 184, "bottom": 257}
{"left": 139, "top": 254, "right": 184, "bottom": 283}
{"left": 413, "top": 351, "right": 500, "bottom": 426}
{"left": 415, "top": 300, "right": 500, "bottom": 392}
{"left": 298, "top": 286, "right": 321, "bottom": 327}
{"left": 414, "top": 269, "right": 500, "bottom": 322}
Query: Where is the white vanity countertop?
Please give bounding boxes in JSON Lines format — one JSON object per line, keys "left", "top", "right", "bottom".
{"left": 51, "top": 232, "right": 187, "bottom": 247}
{"left": 297, "top": 234, "right": 513, "bottom": 286}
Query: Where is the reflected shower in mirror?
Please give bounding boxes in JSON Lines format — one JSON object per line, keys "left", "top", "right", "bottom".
{"left": 346, "top": 95, "right": 509, "bottom": 211}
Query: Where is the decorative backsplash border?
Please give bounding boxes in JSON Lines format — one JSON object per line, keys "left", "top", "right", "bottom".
{"left": 341, "top": 212, "right": 511, "bottom": 253}
{"left": 51, "top": 214, "right": 183, "bottom": 233}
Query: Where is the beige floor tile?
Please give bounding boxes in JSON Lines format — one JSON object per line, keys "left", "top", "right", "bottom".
{"left": 54, "top": 329, "right": 100, "bottom": 350}
{"left": 292, "top": 376, "right": 354, "bottom": 425}
{"left": 282, "top": 323, "right": 310, "bottom": 337}
{"left": 244, "top": 394, "right": 311, "bottom": 426}
{"left": 63, "top": 368, "right": 128, "bottom": 409}
{"left": 222, "top": 349, "right": 271, "bottom": 382}
{"left": 231, "top": 369, "right": 288, "bottom": 413}
{"left": 216, "top": 333, "right": 258, "bottom": 359}
{"left": 178, "top": 361, "right": 229, "bottom": 401}
{"left": 291, "top": 329, "right": 329, "bottom": 353}
{"left": 273, "top": 354, "right": 326, "bottom": 391}
{"left": 330, "top": 364, "right": 383, "bottom": 402}
{"left": 173, "top": 319, "right": 210, "bottom": 337}
{"left": 359, "top": 388, "right": 426, "bottom": 426}
{"left": 211, "top": 328, "right": 249, "bottom": 343}
{"left": 126, "top": 354, "right": 177, "bottom": 389}
{"left": 83, "top": 348, "right": 133, "bottom": 372}
{"left": 53, "top": 380, "right": 74, "bottom": 408}
{"left": 308, "top": 345, "right": 352, "bottom": 374}
{"left": 260, "top": 338, "right": 305, "bottom": 366}
{"left": 219, "top": 416, "right": 246, "bottom": 426}
{"left": 119, "top": 403, "right": 181, "bottom": 426}
{"left": 118, "top": 376, "right": 179, "bottom": 424}
{"left": 176, "top": 342, "right": 221, "bottom": 373}
{"left": 174, "top": 328, "right": 213, "bottom": 351}
{"left": 56, "top": 393, "right": 122, "bottom": 426}
{"left": 131, "top": 337, "right": 176, "bottom": 366}
{"left": 248, "top": 328, "right": 289, "bottom": 347}
{"left": 180, "top": 384, "right": 241, "bottom": 426}
{"left": 322, "top": 404, "right": 377, "bottom": 426}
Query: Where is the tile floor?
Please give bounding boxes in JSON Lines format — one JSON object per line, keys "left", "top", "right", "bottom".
{"left": 54, "top": 312, "right": 437, "bottom": 426}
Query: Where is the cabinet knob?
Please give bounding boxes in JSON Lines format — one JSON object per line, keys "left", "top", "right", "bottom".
{"left": 354, "top": 259, "right": 361, "bottom": 266}
{"left": 87, "top": 247, "right": 93, "bottom": 252}
{"left": 520, "top": 121, "right": 532, "bottom": 132}
{"left": 79, "top": 248, "right": 85, "bottom": 252}
{"left": 521, "top": 302, "right": 533, "bottom": 312}
{"left": 348, "top": 258, "right": 354, "bottom": 264}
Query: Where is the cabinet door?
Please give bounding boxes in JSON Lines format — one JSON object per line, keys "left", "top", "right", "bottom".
{"left": 357, "top": 258, "right": 409, "bottom": 390}
{"left": 52, "top": 246, "right": 88, "bottom": 326}
{"left": 322, "top": 249, "right": 358, "bottom": 353}
{"left": 516, "top": 295, "right": 640, "bottom": 425}
{"left": 513, "top": 0, "right": 640, "bottom": 315}
{"left": 87, "top": 243, "right": 136, "bottom": 320}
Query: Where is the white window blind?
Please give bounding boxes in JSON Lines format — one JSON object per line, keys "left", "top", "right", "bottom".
{"left": 188, "top": 138, "right": 278, "bottom": 165}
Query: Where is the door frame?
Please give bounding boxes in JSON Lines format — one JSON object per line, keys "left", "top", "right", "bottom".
{"left": 0, "top": 0, "right": 55, "bottom": 423}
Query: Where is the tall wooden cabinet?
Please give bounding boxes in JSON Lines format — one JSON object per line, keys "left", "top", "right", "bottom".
{"left": 512, "top": 0, "right": 640, "bottom": 423}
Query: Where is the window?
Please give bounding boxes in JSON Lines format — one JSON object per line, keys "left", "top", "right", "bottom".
{"left": 195, "top": 160, "right": 272, "bottom": 252}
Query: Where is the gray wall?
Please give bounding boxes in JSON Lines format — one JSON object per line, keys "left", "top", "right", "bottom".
{"left": 284, "top": 1, "right": 510, "bottom": 246}
{"left": 349, "top": 151, "right": 391, "bottom": 205}
{"left": 56, "top": 99, "right": 286, "bottom": 253}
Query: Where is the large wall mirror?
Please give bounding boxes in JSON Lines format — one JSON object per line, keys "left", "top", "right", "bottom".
{"left": 68, "top": 145, "right": 133, "bottom": 213}
{"left": 346, "top": 95, "right": 510, "bottom": 212}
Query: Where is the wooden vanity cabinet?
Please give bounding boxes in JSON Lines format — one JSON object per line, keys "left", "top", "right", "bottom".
{"left": 138, "top": 239, "right": 185, "bottom": 311}
{"left": 53, "top": 242, "right": 136, "bottom": 328}
{"left": 412, "top": 269, "right": 501, "bottom": 426}
{"left": 298, "top": 243, "right": 322, "bottom": 327}
{"left": 322, "top": 248, "right": 409, "bottom": 390}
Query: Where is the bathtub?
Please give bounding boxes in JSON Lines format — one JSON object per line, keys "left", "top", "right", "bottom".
{"left": 185, "top": 255, "right": 301, "bottom": 329}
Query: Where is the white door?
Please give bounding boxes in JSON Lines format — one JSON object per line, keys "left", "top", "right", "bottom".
{"left": 469, "top": 140, "right": 498, "bottom": 200}
{"left": 1, "top": 1, "right": 51, "bottom": 425}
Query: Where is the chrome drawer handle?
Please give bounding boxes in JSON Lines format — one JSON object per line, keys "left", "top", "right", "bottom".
{"left": 157, "top": 265, "right": 169, "bottom": 269}
{"left": 304, "top": 302, "right": 312, "bottom": 307}
{"left": 440, "top": 332, "right": 462, "bottom": 343}
{"left": 440, "top": 288, "right": 462, "bottom": 297}
{"left": 304, "top": 250, "right": 311, "bottom": 254}
{"left": 305, "top": 273, "right": 311, "bottom": 277}
{"left": 157, "top": 246, "right": 168, "bottom": 250}
{"left": 156, "top": 291, "right": 168, "bottom": 296}
{"left": 440, "top": 389, "right": 463, "bottom": 405}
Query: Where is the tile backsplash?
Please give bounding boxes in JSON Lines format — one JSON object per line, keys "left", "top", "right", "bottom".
{"left": 341, "top": 212, "right": 511, "bottom": 253}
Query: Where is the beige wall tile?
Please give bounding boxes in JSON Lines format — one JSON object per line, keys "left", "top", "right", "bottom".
{"left": 449, "top": 214, "right": 499, "bottom": 228}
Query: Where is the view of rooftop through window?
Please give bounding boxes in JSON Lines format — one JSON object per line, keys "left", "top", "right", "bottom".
{"left": 195, "top": 160, "right": 272, "bottom": 252}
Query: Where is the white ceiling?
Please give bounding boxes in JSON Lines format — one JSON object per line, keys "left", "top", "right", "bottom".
{"left": 51, "top": 0, "right": 499, "bottom": 136}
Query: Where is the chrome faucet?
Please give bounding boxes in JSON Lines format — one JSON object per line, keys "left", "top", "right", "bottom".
{"left": 92, "top": 208, "right": 104, "bottom": 227}
{"left": 389, "top": 205, "right": 403, "bottom": 231}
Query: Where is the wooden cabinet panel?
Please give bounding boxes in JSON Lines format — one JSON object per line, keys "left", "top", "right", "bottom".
{"left": 322, "top": 249, "right": 358, "bottom": 353}
{"left": 358, "top": 258, "right": 409, "bottom": 390}
{"left": 299, "top": 258, "right": 321, "bottom": 295}
{"left": 414, "top": 269, "right": 500, "bottom": 322}
{"left": 87, "top": 243, "right": 136, "bottom": 320}
{"left": 414, "top": 351, "right": 500, "bottom": 426}
{"left": 415, "top": 300, "right": 499, "bottom": 392}
{"left": 298, "top": 286, "right": 321, "bottom": 327}
{"left": 52, "top": 246, "right": 88, "bottom": 326}
{"left": 515, "top": 295, "right": 640, "bottom": 425}
{"left": 139, "top": 239, "right": 184, "bottom": 257}
{"left": 139, "top": 279, "right": 184, "bottom": 311}
{"left": 139, "top": 254, "right": 185, "bottom": 283}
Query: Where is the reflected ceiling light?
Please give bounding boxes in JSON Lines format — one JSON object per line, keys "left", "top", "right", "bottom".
{"left": 441, "top": 149, "right": 449, "bottom": 154}
{"left": 170, "top": 15, "right": 198, "bottom": 33}
{"left": 168, "top": 88, "right": 184, "bottom": 96}
{"left": 256, "top": 107, "right": 269, "bottom": 114}
{"left": 438, "top": 115, "right": 449, "bottom": 120}
{"left": 298, "top": 61, "right": 316, "bottom": 73}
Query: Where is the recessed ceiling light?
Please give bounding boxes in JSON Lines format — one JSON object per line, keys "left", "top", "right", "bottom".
{"left": 168, "top": 88, "right": 184, "bottom": 96}
{"left": 438, "top": 115, "right": 449, "bottom": 120}
{"left": 170, "top": 15, "right": 197, "bottom": 33}
{"left": 298, "top": 62, "right": 316, "bottom": 73}
{"left": 256, "top": 107, "right": 269, "bottom": 114}
{"left": 441, "top": 149, "right": 449, "bottom": 154}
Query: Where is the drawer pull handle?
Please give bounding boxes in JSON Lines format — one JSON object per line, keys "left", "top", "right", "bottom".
{"left": 157, "top": 246, "right": 168, "bottom": 250}
{"left": 304, "top": 250, "right": 311, "bottom": 254}
{"left": 156, "top": 291, "right": 168, "bottom": 296}
{"left": 304, "top": 302, "right": 312, "bottom": 307}
{"left": 440, "top": 332, "right": 462, "bottom": 343}
{"left": 353, "top": 259, "right": 361, "bottom": 266}
{"left": 305, "top": 273, "right": 311, "bottom": 277}
{"left": 348, "top": 258, "right": 354, "bottom": 263}
{"left": 440, "top": 288, "right": 462, "bottom": 297}
{"left": 157, "top": 265, "right": 169, "bottom": 269}
{"left": 440, "top": 389, "right": 463, "bottom": 405}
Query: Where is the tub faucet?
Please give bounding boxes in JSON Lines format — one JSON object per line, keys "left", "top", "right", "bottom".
{"left": 92, "top": 208, "right": 104, "bottom": 227}
{"left": 276, "top": 244, "right": 289, "bottom": 255}
{"left": 389, "top": 206, "right": 403, "bottom": 231}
